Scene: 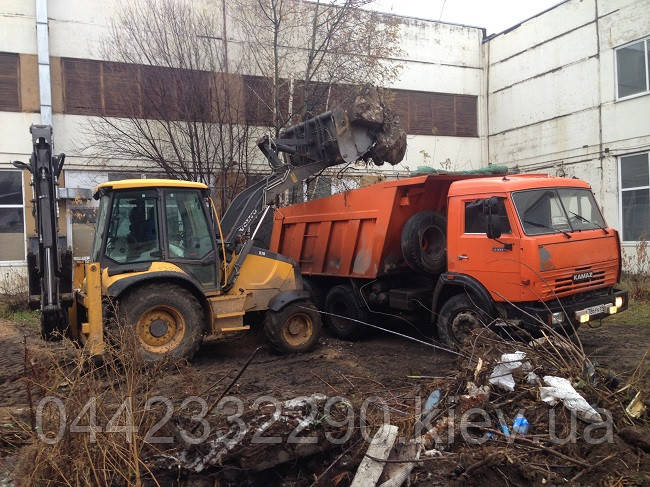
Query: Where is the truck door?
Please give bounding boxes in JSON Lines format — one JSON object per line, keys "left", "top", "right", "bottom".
{"left": 447, "top": 195, "right": 522, "bottom": 300}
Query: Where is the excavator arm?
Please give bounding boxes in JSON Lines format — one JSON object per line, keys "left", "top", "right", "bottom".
{"left": 13, "top": 125, "right": 72, "bottom": 340}
{"left": 219, "top": 97, "right": 406, "bottom": 290}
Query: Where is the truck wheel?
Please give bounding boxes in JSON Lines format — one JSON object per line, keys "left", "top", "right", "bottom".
{"left": 264, "top": 301, "right": 322, "bottom": 353}
{"left": 437, "top": 294, "right": 486, "bottom": 347}
{"left": 401, "top": 211, "right": 447, "bottom": 274}
{"left": 120, "top": 283, "right": 204, "bottom": 362}
{"left": 325, "top": 284, "right": 368, "bottom": 340}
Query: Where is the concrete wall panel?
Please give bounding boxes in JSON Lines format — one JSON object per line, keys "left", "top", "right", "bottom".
{"left": 489, "top": 109, "right": 600, "bottom": 167}
{"left": 489, "top": 23, "right": 598, "bottom": 93}
{"left": 489, "top": 0, "right": 596, "bottom": 63}
{"left": 490, "top": 57, "right": 600, "bottom": 134}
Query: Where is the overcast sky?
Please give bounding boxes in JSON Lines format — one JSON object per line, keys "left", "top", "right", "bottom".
{"left": 369, "top": 0, "right": 564, "bottom": 34}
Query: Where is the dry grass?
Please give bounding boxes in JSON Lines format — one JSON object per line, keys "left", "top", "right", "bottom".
{"left": 13, "top": 322, "right": 188, "bottom": 486}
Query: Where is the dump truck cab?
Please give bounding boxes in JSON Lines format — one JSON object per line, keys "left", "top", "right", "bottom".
{"left": 442, "top": 174, "right": 628, "bottom": 340}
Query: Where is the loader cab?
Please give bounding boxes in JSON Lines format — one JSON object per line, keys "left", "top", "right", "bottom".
{"left": 91, "top": 180, "right": 219, "bottom": 289}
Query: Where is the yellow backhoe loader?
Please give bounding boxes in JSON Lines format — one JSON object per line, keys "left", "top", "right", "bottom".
{"left": 13, "top": 103, "right": 405, "bottom": 361}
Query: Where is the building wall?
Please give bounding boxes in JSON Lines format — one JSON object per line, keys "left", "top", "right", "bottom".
{"left": 0, "top": 0, "right": 486, "bottom": 274}
{"left": 486, "top": 0, "right": 650, "bottom": 253}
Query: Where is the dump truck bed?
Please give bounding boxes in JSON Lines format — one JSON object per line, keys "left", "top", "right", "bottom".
{"left": 269, "top": 173, "right": 501, "bottom": 279}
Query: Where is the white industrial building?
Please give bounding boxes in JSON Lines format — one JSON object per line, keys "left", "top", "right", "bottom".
{"left": 0, "top": 0, "right": 649, "bottom": 276}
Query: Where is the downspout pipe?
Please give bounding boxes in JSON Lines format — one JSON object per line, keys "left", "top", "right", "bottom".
{"left": 35, "top": 0, "right": 52, "bottom": 125}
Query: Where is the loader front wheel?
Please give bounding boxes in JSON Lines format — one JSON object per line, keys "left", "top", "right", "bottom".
{"left": 120, "top": 283, "right": 204, "bottom": 362}
{"left": 264, "top": 301, "right": 322, "bottom": 354}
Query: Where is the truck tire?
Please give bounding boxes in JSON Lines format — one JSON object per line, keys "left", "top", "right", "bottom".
{"left": 401, "top": 211, "right": 447, "bottom": 274}
{"left": 264, "top": 300, "right": 322, "bottom": 353}
{"left": 325, "top": 284, "right": 368, "bottom": 340}
{"left": 119, "top": 283, "right": 204, "bottom": 362}
{"left": 436, "top": 294, "right": 486, "bottom": 347}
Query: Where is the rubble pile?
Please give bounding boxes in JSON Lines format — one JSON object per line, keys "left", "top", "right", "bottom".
{"left": 155, "top": 329, "right": 648, "bottom": 485}
{"left": 349, "top": 86, "right": 407, "bottom": 166}
{"left": 393, "top": 330, "right": 649, "bottom": 485}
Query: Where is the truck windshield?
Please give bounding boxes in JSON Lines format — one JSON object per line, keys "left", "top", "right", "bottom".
{"left": 512, "top": 188, "right": 605, "bottom": 236}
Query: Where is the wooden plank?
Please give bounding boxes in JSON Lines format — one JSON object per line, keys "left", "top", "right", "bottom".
{"left": 350, "top": 424, "right": 399, "bottom": 487}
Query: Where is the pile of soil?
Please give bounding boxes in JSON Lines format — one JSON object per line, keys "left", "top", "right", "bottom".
{"left": 348, "top": 86, "right": 407, "bottom": 166}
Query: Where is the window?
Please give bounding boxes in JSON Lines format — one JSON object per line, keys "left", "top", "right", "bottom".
{"left": 616, "top": 38, "right": 650, "bottom": 99}
{"left": 0, "top": 52, "right": 20, "bottom": 112}
{"left": 0, "top": 171, "right": 25, "bottom": 261}
{"left": 464, "top": 198, "right": 512, "bottom": 234}
{"left": 619, "top": 152, "right": 650, "bottom": 242}
{"left": 164, "top": 190, "right": 213, "bottom": 260}
{"left": 512, "top": 188, "right": 605, "bottom": 236}
{"left": 104, "top": 190, "right": 160, "bottom": 263}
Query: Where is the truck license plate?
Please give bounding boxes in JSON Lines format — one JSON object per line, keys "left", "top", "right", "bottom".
{"left": 583, "top": 303, "right": 612, "bottom": 316}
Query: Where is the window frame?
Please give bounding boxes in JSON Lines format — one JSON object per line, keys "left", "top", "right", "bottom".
{"left": 0, "top": 169, "right": 26, "bottom": 265}
{"left": 615, "top": 36, "right": 650, "bottom": 101}
{"left": 618, "top": 151, "right": 650, "bottom": 244}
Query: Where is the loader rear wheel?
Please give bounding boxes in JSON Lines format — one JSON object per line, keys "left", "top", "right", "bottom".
{"left": 401, "top": 211, "right": 447, "bottom": 274}
{"left": 264, "top": 300, "right": 322, "bottom": 354}
{"left": 120, "top": 283, "right": 203, "bottom": 362}
{"left": 325, "top": 284, "right": 367, "bottom": 340}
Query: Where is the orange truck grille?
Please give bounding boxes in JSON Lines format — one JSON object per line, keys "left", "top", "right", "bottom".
{"left": 537, "top": 261, "right": 618, "bottom": 299}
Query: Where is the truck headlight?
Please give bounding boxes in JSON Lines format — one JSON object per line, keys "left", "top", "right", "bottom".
{"left": 578, "top": 313, "right": 590, "bottom": 324}
{"left": 615, "top": 296, "right": 623, "bottom": 308}
{"left": 551, "top": 312, "right": 565, "bottom": 325}
{"left": 609, "top": 306, "right": 618, "bottom": 314}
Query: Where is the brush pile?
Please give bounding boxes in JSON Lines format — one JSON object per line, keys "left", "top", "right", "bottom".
{"left": 367, "top": 328, "right": 650, "bottom": 486}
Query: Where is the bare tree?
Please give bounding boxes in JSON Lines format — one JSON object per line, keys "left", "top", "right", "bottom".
{"left": 84, "top": 0, "right": 256, "bottom": 211}
{"left": 233, "top": 0, "right": 403, "bottom": 133}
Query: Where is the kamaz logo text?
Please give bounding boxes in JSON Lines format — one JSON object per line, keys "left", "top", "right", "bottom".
{"left": 572, "top": 271, "right": 593, "bottom": 283}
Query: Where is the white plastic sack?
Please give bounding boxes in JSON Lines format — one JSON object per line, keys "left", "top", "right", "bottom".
{"left": 488, "top": 351, "right": 527, "bottom": 391}
{"left": 540, "top": 376, "right": 603, "bottom": 423}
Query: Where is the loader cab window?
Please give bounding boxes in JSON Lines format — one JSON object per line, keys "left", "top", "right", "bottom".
{"left": 465, "top": 198, "right": 512, "bottom": 234}
{"left": 90, "top": 195, "right": 110, "bottom": 262}
{"left": 164, "top": 190, "right": 213, "bottom": 260}
{"left": 104, "top": 190, "right": 160, "bottom": 263}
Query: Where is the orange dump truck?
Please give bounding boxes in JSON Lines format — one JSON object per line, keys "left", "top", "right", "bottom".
{"left": 269, "top": 173, "right": 628, "bottom": 346}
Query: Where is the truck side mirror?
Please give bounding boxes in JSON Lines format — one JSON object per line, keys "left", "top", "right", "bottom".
{"left": 483, "top": 197, "right": 502, "bottom": 240}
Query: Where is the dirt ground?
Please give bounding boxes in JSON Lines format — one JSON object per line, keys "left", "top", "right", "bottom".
{"left": 0, "top": 316, "right": 648, "bottom": 485}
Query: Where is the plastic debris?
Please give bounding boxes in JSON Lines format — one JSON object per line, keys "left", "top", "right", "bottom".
{"left": 539, "top": 376, "right": 603, "bottom": 423}
{"left": 488, "top": 351, "right": 527, "bottom": 391}
{"left": 512, "top": 414, "right": 530, "bottom": 434}
{"left": 526, "top": 371, "right": 540, "bottom": 384}
{"left": 424, "top": 389, "right": 442, "bottom": 411}
{"left": 496, "top": 409, "right": 510, "bottom": 435}
{"left": 423, "top": 389, "right": 442, "bottom": 423}
{"left": 625, "top": 391, "right": 646, "bottom": 418}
